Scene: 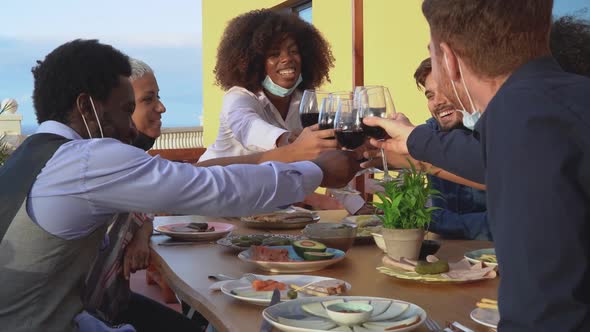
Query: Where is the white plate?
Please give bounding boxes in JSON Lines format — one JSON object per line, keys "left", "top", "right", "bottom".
{"left": 238, "top": 246, "right": 346, "bottom": 273}
{"left": 155, "top": 222, "right": 234, "bottom": 241}
{"left": 470, "top": 307, "right": 499, "bottom": 329}
{"left": 241, "top": 207, "right": 320, "bottom": 230}
{"left": 262, "top": 296, "right": 426, "bottom": 332}
{"left": 221, "top": 275, "right": 351, "bottom": 306}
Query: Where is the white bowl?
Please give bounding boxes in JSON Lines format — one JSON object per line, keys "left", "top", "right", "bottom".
{"left": 326, "top": 302, "right": 373, "bottom": 326}
{"left": 372, "top": 233, "right": 387, "bottom": 253}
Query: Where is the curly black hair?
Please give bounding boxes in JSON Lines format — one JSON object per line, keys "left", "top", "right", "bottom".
{"left": 214, "top": 9, "right": 335, "bottom": 92}
{"left": 551, "top": 12, "right": 590, "bottom": 77}
{"left": 32, "top": 39, "right": 131, "bottom": 124}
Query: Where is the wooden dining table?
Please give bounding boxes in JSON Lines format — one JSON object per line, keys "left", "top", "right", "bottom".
{"left": 150, "top": 210, "right": 498, "bottom": 332}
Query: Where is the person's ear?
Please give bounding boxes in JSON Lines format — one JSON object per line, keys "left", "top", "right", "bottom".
{"left": 75, "top": 93, "right": 93, "bottom": 118}
{"left": 440, "top": 42, "right": 460, "bottom": 82}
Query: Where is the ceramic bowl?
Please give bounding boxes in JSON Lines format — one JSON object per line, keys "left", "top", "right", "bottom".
{"left": 325, "top": 302, "right": 373, "bottom": 326}
{"left": 302, "top": 223, "right": 357, "bottom": 252}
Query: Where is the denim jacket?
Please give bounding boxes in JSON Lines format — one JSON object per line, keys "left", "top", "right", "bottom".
{"left": 425, "top": 118, "right": 491, "bottom": 241}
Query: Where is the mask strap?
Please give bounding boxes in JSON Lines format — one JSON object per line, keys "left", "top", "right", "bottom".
{"left": 444, "top": 54, "right": 468, "bottom": 112}
{"left": 457, "top": 61, "right": 478, "bottom": 114}
{"left": 88, "top": 96, "right": 104, "bottom": 138}
{"left": 79, "top": 113, "right": 93, "bottom": 139}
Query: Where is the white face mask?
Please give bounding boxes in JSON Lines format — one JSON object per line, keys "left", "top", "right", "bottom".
{"left": 444, "top": 54, "right": 481, "bottom": 130}
{"left": 79, "top": 96, "right": 104, "bottom": 138}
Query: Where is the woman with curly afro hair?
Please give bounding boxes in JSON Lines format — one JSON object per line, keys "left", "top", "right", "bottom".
{"left": 200, "top": 9, "right": 338, "bottom": 162}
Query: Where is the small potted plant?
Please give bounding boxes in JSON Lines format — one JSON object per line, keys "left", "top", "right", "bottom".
{"left": 372, "top": 163, "right": 439, "bottom": 260}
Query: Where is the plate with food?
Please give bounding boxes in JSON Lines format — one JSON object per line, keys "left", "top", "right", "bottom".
{"left": 155, "top": 222, "right": 234, "bottom": 241}
{"left": 221, "top": 275, "right": 350, "bottom": 306}
{"left": 241, "top": 206, "right": 320, "bottom": 230}
{"left": 378, "top": 255, "right": 497, "bottom": 284}
{"left": 216, "top": 234, "right": 302, "bottom": 252}
{"left": 342, "top": 215, "right": 383, "bottom": 244}
{"left": 262, "top": 296, "right": 426, "bottom": 332}
{"left": 464, "top": 248, "right": 498, "bottom": 267}
{"left": 238, "top": 240, "right": 345, "bottom": 273}
{"left": 470, "top": 298, "right": 499, "bottom": 329}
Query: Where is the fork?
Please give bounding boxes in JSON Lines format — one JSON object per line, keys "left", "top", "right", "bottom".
{"left": 243, "top": 273, "right": 259, "bottom": 282}
{"left": 425, "top": 317, "right": 443, "bottom": 332}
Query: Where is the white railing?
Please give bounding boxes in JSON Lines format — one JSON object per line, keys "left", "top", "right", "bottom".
{"left": 152, "top": 126, "right": 204, "bottom": 149}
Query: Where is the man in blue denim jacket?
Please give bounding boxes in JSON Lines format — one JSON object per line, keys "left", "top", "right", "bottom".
{"left": 413, "top": 58, "right": 491, "bottom": 241}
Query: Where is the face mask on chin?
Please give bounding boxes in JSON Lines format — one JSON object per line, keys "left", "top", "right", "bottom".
{"left": 261, "top": 74, "right": 303, "bottom": 97}
{"left": 131, "top": 131, "right": 157, "bottom": 151}
{"left": 444, "top": 54, "right": 481, "bottom": 130}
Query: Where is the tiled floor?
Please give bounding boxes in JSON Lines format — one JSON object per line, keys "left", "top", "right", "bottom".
{"left": 129, "top": 270, "right": 181, "bottom": 312}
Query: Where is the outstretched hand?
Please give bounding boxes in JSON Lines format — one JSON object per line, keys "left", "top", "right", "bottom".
{"left": 312, "top": 150, "right": 361, "bottom": 188}
{"left": 289, "top": 124, "right": 338, "bottom": 161}
{"left": 362, "top": 113, "right": 415, "bottom": 155}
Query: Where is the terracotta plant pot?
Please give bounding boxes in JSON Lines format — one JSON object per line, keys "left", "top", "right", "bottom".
{"left": 381, "top": 228, "right": 425, "bottom": 260}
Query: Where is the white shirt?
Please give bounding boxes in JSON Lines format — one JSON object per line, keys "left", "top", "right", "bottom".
{"left": 200, "top": 86, "right": 303, "bottom": 161}
{"left": 27, "top": 121, "right": 322, "bottom": 240}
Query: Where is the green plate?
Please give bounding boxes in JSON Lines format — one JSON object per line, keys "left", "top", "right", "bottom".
{"left": 464, "top": 248, "right": 497, "bottom": 266}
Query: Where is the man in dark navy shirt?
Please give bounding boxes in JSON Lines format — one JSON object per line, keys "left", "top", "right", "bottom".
{"left": 365, "top": 1, "right": 590, "bottom": 330}
{"left": 413, "top": 58, "right": 490, "bottom": 240}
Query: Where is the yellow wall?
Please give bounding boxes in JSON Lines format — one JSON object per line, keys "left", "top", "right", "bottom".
{"left": 201, "top": 0, "right": 430, "bottom": 146}
{"left": 364, "top": 0, "right": 431, "bottom": 124}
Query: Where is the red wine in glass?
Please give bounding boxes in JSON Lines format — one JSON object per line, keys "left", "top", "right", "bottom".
{"left": 319, "top": 113, "right": 336, "bottom": 130}
{"left": 300, "top": 113, "right": 319, "bottom": 128}
{"left": 335, "top": 129, "right": 366, "bottom": 150}
{"left": 360, "top": 107, "right": 387, "bottom": 139}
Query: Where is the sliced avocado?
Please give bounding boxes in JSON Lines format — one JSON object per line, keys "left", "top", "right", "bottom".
{"left": 303, "top": 251, "right": 335, "bottom": 261}
{"left": 414, "top": 260, "right": 450, "bottom": 275}
{"left": 293, "top": 240, "right": 326, "bottom": 258}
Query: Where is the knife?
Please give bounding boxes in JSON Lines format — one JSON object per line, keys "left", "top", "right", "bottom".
{"left": 259, "top": 288, "right": 281, "bottom": 332}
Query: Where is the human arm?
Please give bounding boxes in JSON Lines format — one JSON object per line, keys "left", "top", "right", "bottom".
{"left": 195, "top": 125, "right": 337, "bottom": 167}
{"left": 362, "top": 115, "right": 486, "bottom": 183}
{"left": 122, "top": 214, "right": 153, "bottom": 280}
{"left": 224, "top": 89, "right": 291, "bottom": 151}
{"left": 360, "top": 150, "right": 486, "bottom": 190}
{"left": 83, "top": 141, "right": 359, "bottom": 217}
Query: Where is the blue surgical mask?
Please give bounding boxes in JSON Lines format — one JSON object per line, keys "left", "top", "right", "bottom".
{"left": 262, "top": 74, "right": 303, "bottom": 97}
{"left": 444, "top": 54, "right": 481, "bottom": 130}
{"left": 459, "top": 109, "right": 481, "bottom": 130}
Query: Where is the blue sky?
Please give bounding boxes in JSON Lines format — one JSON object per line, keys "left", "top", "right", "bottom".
{"left": 1, "top": 0, "right": 586, "bottom": 134}
{"left": 0, "top": 0, "right": 202, "bottom": 134}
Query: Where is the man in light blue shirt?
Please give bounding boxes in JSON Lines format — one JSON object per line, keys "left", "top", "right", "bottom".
{"left": 0, "top": 39, "right": 359, "bottom": 332}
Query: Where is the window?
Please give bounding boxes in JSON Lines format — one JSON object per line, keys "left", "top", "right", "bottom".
{"left": 294, "top": 2, "right": 312, "bottom": 23}
{"left": 553, "top": 0, "right": 588, "bottom": 17}
{"left": 273, "top": 0, "right": 312, "bottom": 23}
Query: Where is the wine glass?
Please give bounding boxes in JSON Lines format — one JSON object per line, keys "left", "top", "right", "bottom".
{"left": 299, "top": 90, "right": 330, "bottom": 128}
{"left": 358, "top": 86, "right": 397, "bottom": 182}
{"left": 331, "top": 97, "right": 366, "bottom": 195}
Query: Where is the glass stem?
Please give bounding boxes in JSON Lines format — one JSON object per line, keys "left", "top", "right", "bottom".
{"left": 380, "top": 147, "right": 391, "bottom": 180}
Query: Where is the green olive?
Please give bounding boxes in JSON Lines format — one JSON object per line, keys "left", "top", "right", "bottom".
{"left": 287, "top": 290, "right": 298, "bottom": 299}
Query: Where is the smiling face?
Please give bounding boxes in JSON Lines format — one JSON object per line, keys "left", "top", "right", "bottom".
{"left": 131, "top": 72, "right": 166, "bottom": 138}
{"left": 424, "top": 73, "right": 464, "bottom": 131}
{"left": 264, "top": 36, "right": 302, "bottom": 90}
